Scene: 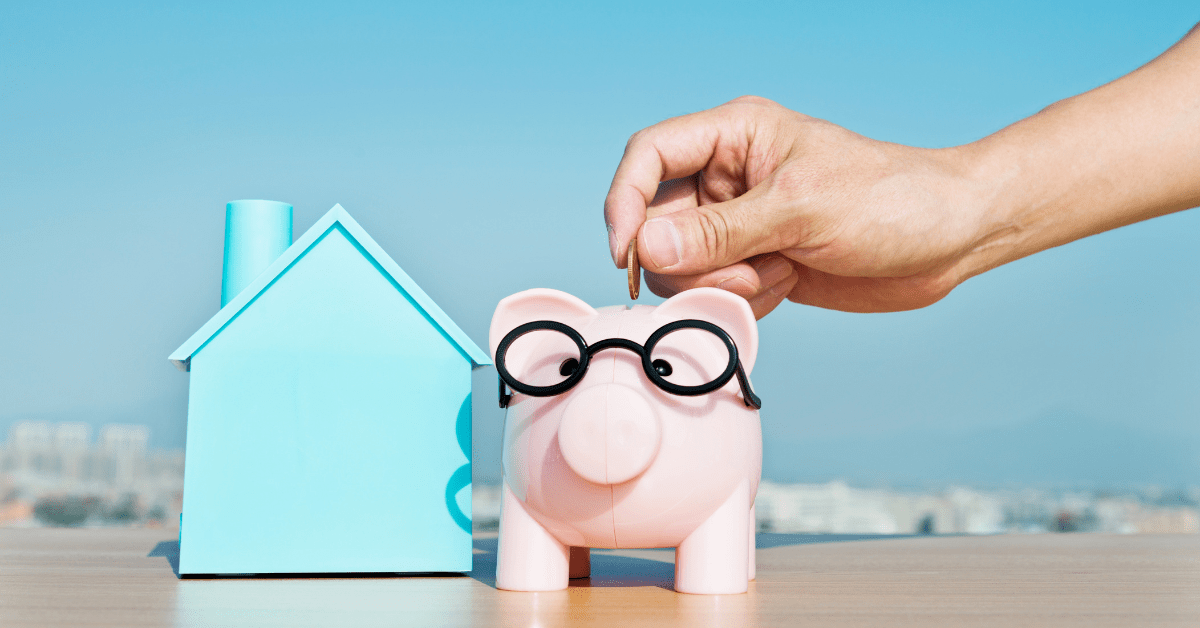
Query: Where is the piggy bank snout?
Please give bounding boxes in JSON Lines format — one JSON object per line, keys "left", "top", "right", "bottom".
{"left": 557, "top": 384, "right": 661, "bottom": 486}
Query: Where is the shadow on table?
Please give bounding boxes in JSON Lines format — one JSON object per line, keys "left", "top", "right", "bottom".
{"left": 470, "top": 537, "right": 675, "bottom": 590}
{"left": 469, "top": 532, "right": 918, "bottom": 590}
{"left": 147, "top": 540, "right": 468, "bottom": 581}
{"left": 149, "top": 540, "right": 180, "bottom": 577}
{"left": 148, "top": 533, "right": 918, "bottom": 585}
{"left": 756, "top": 532, "right": 918, "bottom": 549}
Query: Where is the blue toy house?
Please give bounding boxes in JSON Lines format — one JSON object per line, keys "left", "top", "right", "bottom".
{"left": 169, "top": 201, "right": 490, "bottom": 575}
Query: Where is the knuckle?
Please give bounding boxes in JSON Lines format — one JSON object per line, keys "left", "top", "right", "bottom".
{"left": 730, "top": 94, "right": 776, "bottom": 108}
{"left": 625, "top": 128, "right": 649, "bottom": 152}
{"left": 692, "top": 207, "right": 734, "bottom": 263}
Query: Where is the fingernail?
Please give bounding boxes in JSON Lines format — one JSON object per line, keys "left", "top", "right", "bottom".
{"left": 755, "top": 258, "right": 792, "bottom": 287}
{"left": 717, "top": 276, "right": 755, "bottom": 294}
{"left": 641, "top": 219, "right": 682, "bottom": 269}
{"left": 607, "top": 223, "right": 619, "bottom": 266}
{"left": 767, "top": 271, "right": 797, "bottom": 298}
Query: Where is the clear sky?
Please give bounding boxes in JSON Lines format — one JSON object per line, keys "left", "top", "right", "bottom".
{"left": 2, "top": 1, "right": 1198, "bottom": 487}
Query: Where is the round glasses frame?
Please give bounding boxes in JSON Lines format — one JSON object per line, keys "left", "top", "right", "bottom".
{"left": 495, "top": 319, "right": 762, "bottom": 410}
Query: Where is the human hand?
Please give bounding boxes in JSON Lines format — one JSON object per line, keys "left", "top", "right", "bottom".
{"left": 604, "top": 96, "right": 997, "bottom": 316}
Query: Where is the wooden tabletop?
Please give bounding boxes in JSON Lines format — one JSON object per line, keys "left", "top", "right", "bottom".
{"left": 2, "top": 528, "right": 1198, "bottom": 627}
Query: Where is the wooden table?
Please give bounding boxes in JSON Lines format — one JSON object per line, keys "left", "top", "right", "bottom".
{"left": 2, "top": 528, "right": 1198, "bottom": 627}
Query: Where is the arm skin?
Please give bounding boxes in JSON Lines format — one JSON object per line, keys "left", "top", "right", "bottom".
{"left": 604, "top": 23, "right": 1200, "bottom": 318}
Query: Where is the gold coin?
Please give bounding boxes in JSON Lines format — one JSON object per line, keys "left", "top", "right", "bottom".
{"left": 627, "top": 237, "right": 641, "bottom": 300}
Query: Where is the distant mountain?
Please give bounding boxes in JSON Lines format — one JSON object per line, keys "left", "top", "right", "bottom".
{"left": 766, "top": 413, "right": 1200, "bottom": 489}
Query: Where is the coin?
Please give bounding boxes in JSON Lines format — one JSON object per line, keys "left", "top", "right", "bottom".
{"left": 627, "top": 237, "right": 641, "bottom": 300}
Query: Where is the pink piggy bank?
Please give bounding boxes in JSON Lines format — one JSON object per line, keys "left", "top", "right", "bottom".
{"left": 489, "top": 287, "right": 763, "bottom": 594}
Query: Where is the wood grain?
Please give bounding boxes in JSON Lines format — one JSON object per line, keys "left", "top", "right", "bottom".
{"left": 1, "top": 529, "right": 1197, "bottom": 627}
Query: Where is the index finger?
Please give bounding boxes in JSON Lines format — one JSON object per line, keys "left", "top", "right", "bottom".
{"left": 604, "top": 109, "right": 726, "bottom": 267}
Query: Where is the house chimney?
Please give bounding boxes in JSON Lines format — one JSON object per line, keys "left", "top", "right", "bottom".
{"left": 221, "top": 200, "right": 293, "bottom": 307}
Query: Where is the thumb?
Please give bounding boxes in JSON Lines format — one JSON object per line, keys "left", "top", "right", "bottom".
{"left": 637, "top": 192, "right": 782, "bottom": 275}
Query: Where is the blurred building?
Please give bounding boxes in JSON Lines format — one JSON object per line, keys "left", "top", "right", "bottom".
{"left": 754, "top": 481, "right": 1005, "bottom": 535}
{"left": 753, "top": 481, "right": 1200, "bottom": 535}
{"left": 473, "top": 484, "right": 502, "bottom": 531}
{"left": 0, "top": 421, "right": 183, "bottom": 528}
{"left": 99, "top": 424, "right": 149, "bottom": 489}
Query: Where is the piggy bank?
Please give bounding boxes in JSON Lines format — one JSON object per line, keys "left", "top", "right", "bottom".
{"left": 489, "top": 287, "right": 763, "bottom": 594}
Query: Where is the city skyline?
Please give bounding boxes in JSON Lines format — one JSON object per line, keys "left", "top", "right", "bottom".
{"left": 4, "top": 419, "right": 1196, "bottom": 535}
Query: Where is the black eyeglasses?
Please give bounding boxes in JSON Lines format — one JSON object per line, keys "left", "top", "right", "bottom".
{"left": 495, "top": 319, "right": 761, "bottom": 410}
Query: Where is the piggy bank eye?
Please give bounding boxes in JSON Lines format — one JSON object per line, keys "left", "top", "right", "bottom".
{"left": 651, "top": 359, "right": 673, "bottom": 377}
{"left": 559, "top": 358, "right": 580, "bottom": 377}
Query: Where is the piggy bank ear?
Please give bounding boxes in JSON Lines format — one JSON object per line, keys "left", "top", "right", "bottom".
{"left": 489, "top": 288, "right": 599, "bottom": 359}
{"left": 653, "top": 287, "right": 759, "bottom": 374}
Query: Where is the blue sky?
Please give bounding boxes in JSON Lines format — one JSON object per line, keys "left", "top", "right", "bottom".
{"left": 2, "top": 1, "right": 1198, "bottom": 486}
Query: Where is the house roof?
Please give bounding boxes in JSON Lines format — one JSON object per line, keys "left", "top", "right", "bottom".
{"left": 169, "top": 204, "right": 492, "bottom": 371}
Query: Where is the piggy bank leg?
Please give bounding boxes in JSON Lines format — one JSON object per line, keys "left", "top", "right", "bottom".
{"left": 674, "top": 480, "right": 750, "bottom": 594}
{"left": 569, "top": 546, "right": 591, "bottom": 579}
{"left": 496, "top": 482, "right": 570, "bottom": 591}
{"left": 748, "top": 504, "right": 757, "bottom": 581}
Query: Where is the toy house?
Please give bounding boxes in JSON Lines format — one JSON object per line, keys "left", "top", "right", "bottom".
{"left": 169, "top": 201, "right": 490, "bottom": 575}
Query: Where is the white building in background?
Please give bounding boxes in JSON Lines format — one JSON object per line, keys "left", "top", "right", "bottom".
{"left": 753, "top": 481, "right": 1006, "bottom": 535}
{"left": 9, "top": 421, "right": 53, "bottom": 475}
{"left": 753, "top": 481, "right": 1198, "bottom": 535}
{"left": 99, "top": 424, "right": 149, "bottom": 488}
{"left": 54, "top": 423, "right": 90, "bottom": 482}
{"left": 945, "top": 487, "right": 1008, "bottom": 534}
{"left": 473, "top": 484, "right": 503, "bottom": 530}
{"left": 755, "top": 481, "right": 899, "bottom": 534}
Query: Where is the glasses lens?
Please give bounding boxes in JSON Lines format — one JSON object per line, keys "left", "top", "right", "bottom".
{"left": 502, "top": 327, "right": 585, "bottom": 388}
{"left": 647, "top": 325, "right": 734, "bottom": 388}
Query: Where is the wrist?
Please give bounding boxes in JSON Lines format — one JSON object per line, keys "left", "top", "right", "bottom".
{"left": 944, "top": 135, "right": 1035, "bottom": 281}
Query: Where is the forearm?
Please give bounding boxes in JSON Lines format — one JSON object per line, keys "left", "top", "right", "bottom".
{"left": 960, "top": 22, "right": 1200, "bottom": 278}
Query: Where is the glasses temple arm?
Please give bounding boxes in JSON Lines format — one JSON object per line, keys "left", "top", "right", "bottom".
{"left": 735, "top": 365, "right": 762, "bottom": 410}
{"left": 499, "top": 377, "right": 512, "bottom": 409}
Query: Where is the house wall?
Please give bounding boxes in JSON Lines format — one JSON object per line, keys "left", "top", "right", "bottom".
{"left": 179, "top": 225, "right": 473, "bottom": 574}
